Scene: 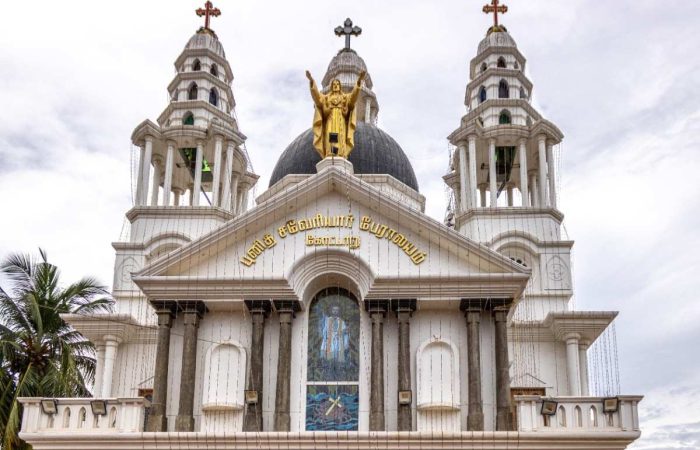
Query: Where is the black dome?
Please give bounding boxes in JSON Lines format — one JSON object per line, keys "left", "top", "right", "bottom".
{"left": 269, "top": 122, "right": 419, "bottom": 191}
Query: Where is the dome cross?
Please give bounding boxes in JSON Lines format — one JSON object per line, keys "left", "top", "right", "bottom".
{"left": 196, "top": 1, "right": 221, "bottom": 30}
{"left": 483, "top": 0, "right": 508, "bottom": 28}
{"left": 335, "top": 18, "right": 362, "bottom": 50}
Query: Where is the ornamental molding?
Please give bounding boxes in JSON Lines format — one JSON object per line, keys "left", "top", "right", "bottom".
{"left": 167, "top": 70, "right": 234, "bottom": 102}
{"left": 174, "top": 48, "right": 234, "bottom": 82}
{"left": 125, "top": 205, "right": 234, "bottom": 223}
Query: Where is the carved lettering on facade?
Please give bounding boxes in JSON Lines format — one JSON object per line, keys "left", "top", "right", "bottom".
{"left": 239, "top": 213, "right": 427, "bottom": 266}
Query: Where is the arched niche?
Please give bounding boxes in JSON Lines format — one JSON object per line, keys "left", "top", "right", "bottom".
{"left": 201, "top": 341, "right": 247, "bottom": 432}
{"left": 416, "top": 338, "right": 460, "bottom": 432}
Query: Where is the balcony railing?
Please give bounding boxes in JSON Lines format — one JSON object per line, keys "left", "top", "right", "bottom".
{"left": 515, "top": 395, "right": 643, "bottom": 432}
{"left": 19, "top": 398, "right": 145, "bottom": 434}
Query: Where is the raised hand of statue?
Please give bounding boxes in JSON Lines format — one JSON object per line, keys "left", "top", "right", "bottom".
{"left": 356, "top": 71, "right": 367, "bottom": 87}
{"left": 305, "top": 70, "right": 315, "bottom": 88}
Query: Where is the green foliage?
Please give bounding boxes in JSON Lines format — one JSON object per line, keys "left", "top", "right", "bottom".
{"left": 0, "top": 249, "right": 113, "bottom": 449}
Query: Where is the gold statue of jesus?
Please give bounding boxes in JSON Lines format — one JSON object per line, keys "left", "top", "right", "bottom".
{"left": 306, "top": 70, "right": 366, "bottom": 159}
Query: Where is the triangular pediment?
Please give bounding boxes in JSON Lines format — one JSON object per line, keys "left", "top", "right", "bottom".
{"left": 134, "top": 166, "right": 529, "bottom": 303}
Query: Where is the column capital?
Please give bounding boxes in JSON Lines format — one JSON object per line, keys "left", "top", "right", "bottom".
{"left": 245, "top": 299, "right": 272, "bottom": 316}
{"left": 518, "top": 137, "right": 527, "bottom": 145}
{"left": 145, "top": 134, "right": 155, "bottom": 144}
{"left": 579, "top": 340, "right": 591, "bottom": 349}
{"left": 563, "top": 332, "right": 582, "bottom": 343}
{"left": 103, "top": 334, "right": 122, "bottom": 345}
{"left": 273, "top": 300, "right": 301, "bottom": 317}
{"left": 364, "top": 299, "right": 390, "bottom": 315}
{"left": 537, "top": 134, "right": 547, "bottom": 144}
{"left": 178, "top": 300, "right": 208, "bottom": 318}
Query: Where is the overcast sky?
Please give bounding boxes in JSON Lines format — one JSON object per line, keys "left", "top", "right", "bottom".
{"left": 1, "top": 0, "right": 699, "bottom": 447}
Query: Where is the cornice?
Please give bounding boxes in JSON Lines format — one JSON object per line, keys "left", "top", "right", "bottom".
{"left": 157, "top": 100, "right": 237, "bottom": 129}
{"left": 470, "top": 46, "right": 527, "bottom": 77}
{"left": 125, "top": 206, "right": 233, "bottom": 223}
{"left": 456, "top": 207, "right": 565, "bottom": 228}
{"left": 466, "top": 68, "right": 534, "bottom": 102}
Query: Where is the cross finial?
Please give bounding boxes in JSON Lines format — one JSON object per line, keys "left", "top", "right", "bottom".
{"left": 334, "top": 18, "right": 362, "bottom": 50}
{"left": 196, "top": 1, "right": 221, "bottom": 30}
{"left": 483, "top": 0, "right": 508, "bottom": 28}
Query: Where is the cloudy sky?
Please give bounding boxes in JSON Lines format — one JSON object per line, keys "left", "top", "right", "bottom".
{"left": 1, "top": 0, "right": 699, "bottom": 447}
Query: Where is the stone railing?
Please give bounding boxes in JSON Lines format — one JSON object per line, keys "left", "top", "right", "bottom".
{"left": 19, "top": 398, "right": 145, "bottom": 434}
{"left": 515, "top": 395, "right": 643, "bottom": 432}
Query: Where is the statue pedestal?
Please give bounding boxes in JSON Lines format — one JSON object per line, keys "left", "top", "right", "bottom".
{"left": 316, "top": 157, "right": 354, "bottom": 175}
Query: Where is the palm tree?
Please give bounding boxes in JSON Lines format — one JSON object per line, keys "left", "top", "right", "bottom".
{"left": 0, "top": 249, "right": 113, "bottom": 449}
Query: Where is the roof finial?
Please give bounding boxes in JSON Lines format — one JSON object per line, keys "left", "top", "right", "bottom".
{"left": 196, "top": 1, "right": 221, "bottom": 31}
{"left": 483, "top": 0, "right": 508, "bottom": 29}
{"left": 334, "top": 18, "right": 362, "bottom": 51}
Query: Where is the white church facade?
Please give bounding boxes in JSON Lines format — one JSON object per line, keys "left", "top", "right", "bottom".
{"left": 19, "top": 2, "right": 643, "bottom": 449}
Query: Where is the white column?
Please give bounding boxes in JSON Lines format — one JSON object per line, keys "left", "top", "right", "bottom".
{"left": 537, "top": 135, "right": 548, "bottom": 207}
{"left": 173, "top": 188, "right": 182, "bottom": 207}
{"left": 365, "top": 100, "right": 372, "bottom": 123}
{"left": 222, "top": 142, "right": 234, "bottom": 211}
{"left": 547, "top": 142, "right": 557, "bottom": 208}
{"left": 93, "top": 343, "right": 105, "bottom": 397}
{"left": 565, "top": 333, "right": 582, "bottom": 396}
{"left": 150, "top": 159, "right": 161, "bottom": 206}
{"left": 529, "top": 172, "right": 539, "bottom": 208}
{"left": 468, "top": 135, "right": 478, "bottom": 209}
{"left": 519, "top": 139, "right": 529, "bottom": 207}
{"left": 488, "top": 139, "right": 497, "bottom": 207}
{"left": 139, "top": 137, "right": 153, "bottom": 206}
{"left": 101, "top": 335, "right": 120, "bottom": 398}
{"left": 135, "top": 146, "right": 145, "bottom": 206}
{"left": 240, "top": 186, "right": 250, "bottom": 213}
{"left": 163, "top": 142, "right": 175, "bottom": 206}
{"left": 212, "top": 136, "right": 223, "bottom": 207}
{"left": 458, "top": 143, "right": 469, "bottom": 212}
{"left": 192, "top": 141, "right": 204, "bottom": 206}
{"left": 579, "top": 341, "right": 590, "bottom": 396}
{"left": 230, "top": 174, "right": 240, "bottom": 214}
{"left": 507, "top": 185, "right": 514, "bottom": 207}
{"left": 479, "top": 184, "right": 487, "bottom": 208}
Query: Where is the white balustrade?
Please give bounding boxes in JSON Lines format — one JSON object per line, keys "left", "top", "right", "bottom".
{"left": 515, "top": 395, "right": 642, "bottom": 433}
{"left": 19, "top": 398, "right": 146, "bottom": 434}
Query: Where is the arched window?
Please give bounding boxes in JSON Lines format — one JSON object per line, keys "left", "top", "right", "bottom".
{"left": 306, "top": 288, "right": 360, "bottom": 431}
{"left": 78, "top": 407, "right": 87, "bottom": 429}
{"left": 514, "top": 61, "right": 520, "bottom": 70}
{"left": 183, "top": 112, "right": 194, "bottom": 125}
{"left": 520, "top": 87, "right": 527, "bottom": 99}
{"left": 589, "top": 406, "right": 599, "bottom": 427}
{"left": 498, "top": 79, "right": 509, "bottom": 98}
{"left": 62, "top": 407, "right": 71, "bottom": 428}
{"left": 209, "top": 88, "right": 219, "bottom": 106}
{"left": 481, "top": 62, "right": 488, "bottom": 73}
{"left": 210, "top": 63, "right": 218, "bottom": 77}
{"left": 558, "top": 406, "right": 567, "bottom": 427}
{"left": 574, "top": 406, "right": 583, "bottom": 427}
{"left": 187, "top": 83, "right": 198, "bottom": 100}
{"left": 499, "top": 110, "right": 512, "bottom": 125}
{"left": 192, "top": 59, "right": 201, "bottom": 71}
{"left": 497, "top": 57, "right": 507, "bottom": 68}
{"left": 479, "top": 86, "right": 487, "bottom": 103}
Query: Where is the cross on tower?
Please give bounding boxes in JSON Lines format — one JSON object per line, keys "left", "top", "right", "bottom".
{"left": 335, "top": 18, "right": 362, "bottom": 50}
{"left": 196, "top": 1, "right": 221, "bottom": 30}
{"left": 483, "top": 0, "right": 508, "bottom": 28}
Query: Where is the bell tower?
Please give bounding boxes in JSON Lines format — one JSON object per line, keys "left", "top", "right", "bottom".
{"left": 114, "top": 2, "right": 258, "bottom": 318}
{"left": 445, "top": 3, "right": 570, "bottom": 319}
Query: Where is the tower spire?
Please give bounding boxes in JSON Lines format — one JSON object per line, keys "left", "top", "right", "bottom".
{"left": 196, "top": 1, "right": 221, "bottom": 30}
{"left": 482, "top": 0, "right": 508, "bottom": 29}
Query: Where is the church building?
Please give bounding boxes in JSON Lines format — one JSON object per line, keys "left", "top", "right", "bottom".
{"left": 19, "top": 2, "right": 643, "bottom": 449}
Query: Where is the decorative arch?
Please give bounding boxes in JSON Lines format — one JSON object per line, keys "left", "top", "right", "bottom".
{"left": 182, "top": 111, "right": 194, "bottom": 126}
{"left": 520, "top": 87, "right": 527, "bottom": 99}
{"left": 557, "top": 405, "right": 567, "bottom": 427}
{"left": 287, "top": 249, "right": 374, "bottom": 302}
{"left": 144, "top": 232, "right": 192, "bottom": 263}
{"left": 497, "top": 56, "right": 507, "bottom": 68}
{"left": 499, "top": 109, "right": 512, "bottom": 124}
{"left": 416, "top": 338, "right": 461, "bottom": 432}
{"left": 210, "top": 63, "right": 219, "bottom": 77}
{"left": 187, "top": 83, "right": 198, "bottom": 100}
{"left": 209, "top": 87, "right": 219, "bottom": 106}
{"left": 498, "top": 79, "right": 510, "bottom": 98}
{"left": 61, "top": 407, "right": 71, "bottom": 428}
{"left": 192, "top": 59, "right": 201, "bottom": 71}
{"left": 202, "top": 341, "right": 247, "bottom": 409}
{"left": 305, "top": 287, "right": 360, "bottom": 431}
{"left": 479, "top": 86, "right": 487, "bottom": 103}
{"left": 480, "top": 62, "right": 488, "bottom": 73}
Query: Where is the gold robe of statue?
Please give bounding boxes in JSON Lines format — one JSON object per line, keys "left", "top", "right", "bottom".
{"left": 306, "top": 70, "right": 366, "bottom": 159}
